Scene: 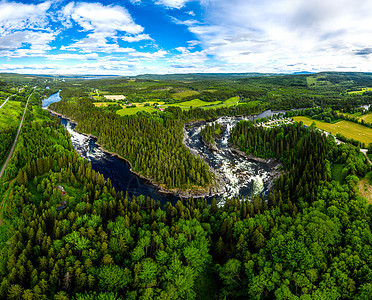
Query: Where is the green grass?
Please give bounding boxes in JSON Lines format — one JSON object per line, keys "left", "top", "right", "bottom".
{"left": 347, "top": 87, "right": 372, "bottom": 95}
{"left": 172, "top": 90, "right": 200, "bottom": 100}
{"left": 339, "top": 111, "right": 363, "bottom": 118}
{"left": 0, "top": 101, "right": 22, "bottom": 129}
{"left": 167, "top": 99, "right": 222, "bottom": 108}
{"left": 117, "top": 106, "right": 160, "bottom": 116}
{"left": 224, "top": 96, "right": 240, "bottom": 104}
{"left": 243, "top": 100, "right": 261, "bottom": 108}
{"left": 166, "top": 97, "right": 241, "bottom": 110}
{"left": 360, "top": 113, "right": 372, "bottom": 123}
{"left": 113, "top": 97, "right": 257, "bottom": 115}
{"left": 293, "top": 116, "right": 372, "bottom": 145}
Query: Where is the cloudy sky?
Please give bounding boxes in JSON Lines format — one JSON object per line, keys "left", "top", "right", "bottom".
{"left": 0, "top": 0, "right": 372, "bottom": 75}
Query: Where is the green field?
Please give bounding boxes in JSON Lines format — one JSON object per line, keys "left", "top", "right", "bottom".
{"left": 347, "top": 87, "right": 372, "bottom": 95}
{"left": 117, "top": 106, "right": 160, "bottom": 116}
{"left": 167, "top": 98, "right": 222, "bottom": 108}
{"left": 172, "top": 90, "right": 200, "bottom": 100}
{"left": 337, "top": 111, "right": 372, "bottom": 122}
{"left": 293, "top": 116, "right": 372, "bottom": 145}
{"left": 360, "top": 113, "right": 372, "bottom": 123}
{"left": 0, "top": 101, "right": 22, "bottom": 129}
{"left": 115, "top": 97, "right": 255, "bottom": 115}
{"left": 166, "top": 96, "right": 240, "bottom": 110}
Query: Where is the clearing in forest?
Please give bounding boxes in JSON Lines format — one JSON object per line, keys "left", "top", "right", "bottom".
{"left": 293, "top": 116, "right": 372, "bottom": 145}
{"left": 0, "top": 101, "right": 22, "bottom": 129}
{"left": 360, "top": 113, "right": 372, "bottom": 123}
{"left": 104, "top": 95, "right": 126, "bottom": 100}
{"left": 172, "top": 90, "right": 200, "bottom": 100}
{"left": 347, "top": 87, "right": 372, "bottom": 95}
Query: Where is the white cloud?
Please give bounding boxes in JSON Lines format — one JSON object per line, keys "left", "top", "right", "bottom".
{"left": 175, "top": 0, "right": 372, "bottom": 72}
{"left": 59, "top": 2, "right": 152, "bottom": 54}
{"left": 46, "top": 53, "right": 99, "bottom": 61}
{"left": 121, "top": 34, "right": 153, "bottom": 43}
{"left": 0, "top": 30, "right": 57, "bottom": 57}
{"left": 129, "top": 49, "right": 167, "bottom": 59}
{"left": 64, "top": 2, "right": 143, "bottom": 35}
{"left": 62, "top": 32, "right": 137, "bottom": 53}
{"left": 155, "top": 0, "right": 191, "bottom": 9}
{"left": 0, "top": 1, "right": 52, "bottom": 35}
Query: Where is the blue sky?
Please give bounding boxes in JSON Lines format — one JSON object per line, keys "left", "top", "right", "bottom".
{"left": 1, "top": 0, "right": 372, "bottom": 75}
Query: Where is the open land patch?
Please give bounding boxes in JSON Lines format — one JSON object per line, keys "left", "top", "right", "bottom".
{"left": 104, "top": 95, "right": 125, "bottom": 100}
{"left": 0, "top": 101, "right": 22, "bottom": 129}
{"left": 172, "top": 90, "right": 200, "bottom": 100}
{"left": 347, "top": 87, "right": 372, "bottom": 95}
{"left": 360, "top": 113, "right": 372, "bottom": 123}
{"left": 358, "top": 178, "right": 372, "bottom": 204}
{"left": 292, "top": 116, "right": 372, "bottom": 145}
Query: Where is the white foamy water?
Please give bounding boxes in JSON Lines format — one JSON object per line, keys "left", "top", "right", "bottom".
{"left": 184, "top": 116, "right": 275, "bottom": 204}
{"left": 63, "top": 119, "right": 105, "bottom": 161}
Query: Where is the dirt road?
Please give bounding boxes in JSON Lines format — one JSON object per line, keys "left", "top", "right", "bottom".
{"left": 0, "top": 94, "right": 15, "bottom": 110}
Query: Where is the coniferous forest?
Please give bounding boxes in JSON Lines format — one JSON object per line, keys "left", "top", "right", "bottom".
{"left": 0, "top": 73, "right": 371, "bottom": 299}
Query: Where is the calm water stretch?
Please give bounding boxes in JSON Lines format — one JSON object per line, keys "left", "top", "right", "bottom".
{"left": 42, "top": 91, "right": 284, "bottom": 205}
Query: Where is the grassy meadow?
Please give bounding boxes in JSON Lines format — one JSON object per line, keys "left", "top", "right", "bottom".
{"left": 96, "top": 96, "right": 245, "bottom": 115}
{"left": 360, "top": 113, "right": 372, "bottom": 123}
{"left": 0, "top": 101, "right": 22, "bottom": 129}
{"left": 293, "top": 116, "right": 372, "bottom": 145}
{"left": 172, "top": 90, "right": 200, "bottom": 100}
{"left": 347, "top": 87, "right": 372, "bottom": 95}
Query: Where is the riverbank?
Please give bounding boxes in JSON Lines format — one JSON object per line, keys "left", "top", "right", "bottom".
{"left": 48, "top": 108, "right": 225, "bottom": 199}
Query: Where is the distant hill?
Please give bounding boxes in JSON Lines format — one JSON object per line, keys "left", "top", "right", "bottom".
{"left": 133, "top": 73, "right": 283, "bottom": 81}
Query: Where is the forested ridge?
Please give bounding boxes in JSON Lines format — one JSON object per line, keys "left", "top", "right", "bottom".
{"left": 230, "top": 121, "right": 370, "bottom": 204}
{"left": 49, "top": 98, "right": 213, "bottom": 192}
{"left": 0, "top": 106, "right": 371, "bottom": 299}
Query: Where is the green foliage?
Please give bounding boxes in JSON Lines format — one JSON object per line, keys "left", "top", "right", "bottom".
{"left": 200, "top": 122, "right": 221, "bottom": 148}
{"left": 0, "top": 73, "right": 371, "bottom": 300}
{"left": 50, "top": 98, "right": 213, "bottom": 190}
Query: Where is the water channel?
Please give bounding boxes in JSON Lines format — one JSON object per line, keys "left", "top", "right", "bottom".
{"left": 42, "top": 91, "right": 285, "bottom": 205}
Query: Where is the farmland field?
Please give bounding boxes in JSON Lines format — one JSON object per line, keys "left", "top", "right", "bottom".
{"left": 117, "top": 106, "right": 160, "bottom": 116}
{"left": 172, "top": 90, "right": 200, "bottom": 100}
{"left": 167, "top": 98, "right": 221, "bottom": 108}
{"left": 292, "top": 116, "right": 372, "bottom": 145}
{"left": 360, "top": 113, "right": 372, "bottom": 123}
{"left": 104, "top": 95, "right": 125, "bottom": 100}
{"left": 166, "top": 96, "right": 240, "bottom": 110}
{"left": 347, "top": 87, "right": 372, "bottom": 95}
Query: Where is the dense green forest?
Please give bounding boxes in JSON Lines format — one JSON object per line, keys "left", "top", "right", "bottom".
{"left": 0, "top": 95, "right": 371, "bottom": 299}
{"left": 0, "top": 72, "right": 371, "bottom": 299}
{"left": 200, "top": 122, "right": 221, "bottom": 149}
{"left": 49, "top": 98, "right": 213, "bottom": 192}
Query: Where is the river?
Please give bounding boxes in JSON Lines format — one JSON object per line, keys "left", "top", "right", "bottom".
{"left": 42, "top": 91, "right": 284, "bottom": 205}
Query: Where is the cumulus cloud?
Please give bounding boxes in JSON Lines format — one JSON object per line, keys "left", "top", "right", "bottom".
{"left": 0, "top": 0, "right": 52, "bottom": 35}
{"left": 175, "top": 0, "right": 372, "bottom": 72}
{"left": 128, "top": 49, "right": 167, "bottom": 59}
{"left": 60, "top": 2, "right": 152, "bottom": 54}
{"left": 62, "top": 2, "right": 143, "bottom": 35}
{"left": 0, "top": 1, "right": 56, "bottom": 57}
{"left": 155, "top": 0, "right": 191, "bottom": 9}
{"left": 121, "top": 34, "right": 153, "bottom": 43}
